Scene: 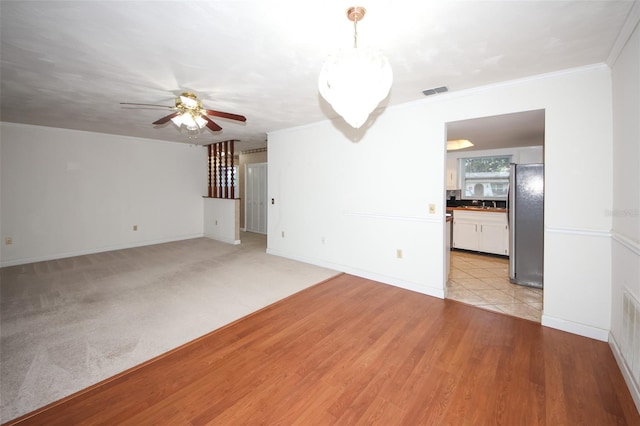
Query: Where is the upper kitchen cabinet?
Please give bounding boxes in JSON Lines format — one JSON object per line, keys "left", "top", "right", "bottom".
{"left": 446, "top": 155, "right": 458, "bottom": 190}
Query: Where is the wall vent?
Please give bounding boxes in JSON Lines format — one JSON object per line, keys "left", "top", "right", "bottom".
{"left": 622, "top": 291, "right": 640, "bottom": 387}
{"left": 422, "top": 86, "right": 448, "bottom": 96}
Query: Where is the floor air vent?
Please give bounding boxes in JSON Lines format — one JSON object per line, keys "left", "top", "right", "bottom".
{"left": 622, "top": 291, "right": 640, "bottom": 386}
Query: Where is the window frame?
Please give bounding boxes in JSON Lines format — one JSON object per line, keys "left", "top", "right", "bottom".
{"left": 458, "top": 155, "right": 512, "bottom": 200}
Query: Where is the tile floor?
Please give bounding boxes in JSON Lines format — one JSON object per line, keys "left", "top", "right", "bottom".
{"left": 446, "top": 249, "right": 543, "bottom": 322}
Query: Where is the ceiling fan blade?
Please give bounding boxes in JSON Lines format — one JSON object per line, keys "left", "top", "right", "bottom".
{"left": 121, "top": 106, "right": 174, "bottom": 110}
{"left": 153, "top": 112, "right": 180, "bottom": 125}
{"left": 205, "top": 109, "right": 247, "bottom": 122}
{"left": 203, "top": 116, "right": 222, "bottom": 131}
{"left": 120, "top": 102, "right": 174, "bottom": 109}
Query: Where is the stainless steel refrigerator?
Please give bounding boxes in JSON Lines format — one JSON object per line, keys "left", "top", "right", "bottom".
{"left": 509, "top": 163, "right": 544, "bottom": 288}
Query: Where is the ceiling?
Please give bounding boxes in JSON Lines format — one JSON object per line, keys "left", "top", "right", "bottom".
{"left": 447, "top": 109, "right": 545, "bottom": 151}
{"left": 0, "top": 1, "right": 634, "bottom": 153}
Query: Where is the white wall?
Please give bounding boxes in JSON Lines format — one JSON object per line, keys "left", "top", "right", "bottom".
{"left": 609, "top": 9, "right": 640, "bottom": 410}
{"left": 0, "top": 123, "right": 206, "bottom": 266}
{"left": 203, "top": 198, "right": 240, "bottom": 244}
{"left": 268, "top": 64, "right": 614, "bottom": 339}
{"left": 268, "top": 107, "right": 448, "bottom": 298}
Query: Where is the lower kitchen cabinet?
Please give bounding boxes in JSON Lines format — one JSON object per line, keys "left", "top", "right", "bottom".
{"left": 452, "top": 210, "right": 509, "bottom": 256}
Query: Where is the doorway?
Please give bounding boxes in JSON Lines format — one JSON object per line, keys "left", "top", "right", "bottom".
{"left": 245, "top": 162, "right": 267, "bottom": 234}
{"left": 444, "top": 110, "right": 545, "bottom": 322}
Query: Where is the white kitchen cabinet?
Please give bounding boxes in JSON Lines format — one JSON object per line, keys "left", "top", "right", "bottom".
{"left": 452, "top": 218, "right": 479, "bottom": 250}
{"left": 446, "top": 156, "right": 458, "bottom": 190}
{"left": 478, "top": 221, "right": 509, "bottom": 255}
{"left": 452, "top": 210, "right": 509, "bottom": 256}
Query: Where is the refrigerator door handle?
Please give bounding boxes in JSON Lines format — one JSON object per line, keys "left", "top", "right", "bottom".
{"left": 509, "top": 164, "right": 516, "bottom": 281}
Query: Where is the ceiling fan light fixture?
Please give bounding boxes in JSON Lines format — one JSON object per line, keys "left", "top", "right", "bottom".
{"left": 171, "top": 113, "right": 189, "bottom": 128}
{"left": 170, "top": 92, "right": 208, "bottom": 131}
{"left": 177, "top": 92, "right": 200, "bottom": 110}
{"left": 194, "top": 115, "right": 207, "bottom": 129}
{"left": 171, "top": 111, "right": 205, "bottom": 131}
{"left": 128, "top": 92, "right": 245, "bottom": 136}
{"left": 318, "top": 6, "right": 393, "bottom": 129}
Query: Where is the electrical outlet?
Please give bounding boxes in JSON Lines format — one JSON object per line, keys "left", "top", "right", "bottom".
{"left": 321, "top": 236, "right": 325, "bottom": 244}
{"left": 429, "top": 204, "right": 436, "bottom": 214}
{"left": 281, "top": 231, "right": 285, "bottom": 238}
{"left": 133, "top": 225, "right": 138, "bottom": 231}
{"left": 396, "top": 249, "right": 403, "bottom": 259}
{"left": 215, "top": 220, "right": 218, "bottom": 225}
{"left": 5, "top": 236, "right": 13, "bottom": 245}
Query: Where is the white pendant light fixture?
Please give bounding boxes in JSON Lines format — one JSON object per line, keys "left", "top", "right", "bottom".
{"left": 318, "top": 6, "right": 393, "bottom": 129}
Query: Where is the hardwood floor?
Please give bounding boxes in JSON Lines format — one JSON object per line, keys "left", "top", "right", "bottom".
{"left": 6, "top": 274, "right": 638, "bottom": 425}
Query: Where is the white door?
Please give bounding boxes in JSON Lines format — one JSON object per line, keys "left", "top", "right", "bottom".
{"left": 245, "top": 163, "right": 267, "bottom": 234}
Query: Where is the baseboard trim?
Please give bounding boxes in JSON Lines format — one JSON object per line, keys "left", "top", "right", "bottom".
{"left": 0, "top": 233, "right": 204, "bottom": 267}
{"left": 609, "top": 332, "right": 640, "bottom": 413}
{"left": 266, "top": 248, "right": 446, "bottom": 299}
{"left": 541, "top": 314, "right": 609, "bottom": 342}
{"left": 203, "top": 234, "right": 241, "bottom": 245}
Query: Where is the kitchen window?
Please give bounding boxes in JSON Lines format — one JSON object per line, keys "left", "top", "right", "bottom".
{"left": 460, "top": 155, "right": 512, "bottom": 200}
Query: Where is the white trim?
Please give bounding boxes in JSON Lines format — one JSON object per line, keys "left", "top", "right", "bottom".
{"left": 0, "top": 121, "right": 203, "bottom": 148}
{"left": 544, "top": 227, "right": 639, "bottom": 254}
{"left": 266, "top": 247, "right": 446, "bottom": 299}
{"left": 396, "top": 63, "right": 609, "bottom": 112}
{"left": 609, "top": 332, "right": 640, "bottom": 413}
{"left": 0, "top": 233, "right": 204, "bottom": 268}
{"left": 203, "top": 233, "right": 241, "bottom": 245}
{"left": 545, "top": 226, "right": 611, "bottom": 238}
{"left": 607, "top": 0, "right": 640, "bottom": 66}
{"left": 541, "top": 314, "right": 609, "bottom": 342}
{"left": 612, "top": 231, "right": 640, "bottom": 256}
{"left": 271, "top": 63, "right": 610, "bottom": 137}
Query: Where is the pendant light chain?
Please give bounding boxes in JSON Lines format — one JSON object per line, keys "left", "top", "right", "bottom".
{"left": 353, "top": 18, "right": 359, "bottom": 48}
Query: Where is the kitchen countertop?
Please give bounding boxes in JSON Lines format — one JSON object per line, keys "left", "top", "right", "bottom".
{"left": 448, "top": 206, "right": 509, "bottom": 213}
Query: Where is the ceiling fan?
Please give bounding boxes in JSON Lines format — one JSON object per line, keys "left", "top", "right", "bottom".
{"left": 121, "top": 92, "right": 246, "bottom": 133}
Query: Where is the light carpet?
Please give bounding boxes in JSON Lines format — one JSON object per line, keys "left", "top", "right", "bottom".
{"left": 0, "top": 232, "right": 338, "bottom": 422}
